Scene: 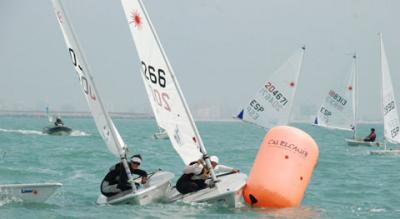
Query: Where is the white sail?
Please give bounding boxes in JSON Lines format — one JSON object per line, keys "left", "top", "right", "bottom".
{"left": 237, "top": 47, "right": 305, "bottom": 129}
{"left": 52, "top": 0, "right": 126, "bottom": 157}
{"left": 380, "top": 34, "right": 400, "bottom": 144}
{"left": 314, "top": 55, "right": 356, "bottom": 132}
{"left": 121, "top": 0, "right": 203, "bottom": 164}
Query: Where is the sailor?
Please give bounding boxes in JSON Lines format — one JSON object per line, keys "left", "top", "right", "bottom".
{"left": 175, "top": 156, "right": 238, "bottom": 194}
{"left": 364, "top": 128, "right": 376, "bottom": 142}
{"left": 100, "top": 154, "right": 148, "bottom": 197}
{"left": 175, "top": 159, "right": 209, "bottom": 194}
{"left": 209, "top": 156, "right": 239, "bottom": 174}
{"left": 54, "top": 117, "right": 64, "bottom": 127}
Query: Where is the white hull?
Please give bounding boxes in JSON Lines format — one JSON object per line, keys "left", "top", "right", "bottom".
{"left": 0, "top": 182, "right": 62, "bottom": 203}
{"left": 370, "top": 149, "right": 400, "bottom": 155}
{"left": 345, "top": 138, "right": 380, "bottom": 147}
{"left": 166, "top": 172, "right": 247, "bottom": 208}
{"left": 153, "top": 131, "right": 169, "bottom": 140}
{"left": 96, "top": 171, "right": 174, "bottom": 205}
{"left": 313, "top": 124, "right": 353, "bottom": 132}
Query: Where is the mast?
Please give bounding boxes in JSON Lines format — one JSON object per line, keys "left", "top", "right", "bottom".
{"left": 287, "top": 46, "right": 306, "bottom": 124}
{"left": 52, "top": 0, "right": 135, "bottom": 191}
{"left": 353, "top": 53, "right": 358, "bottom": 139}
{"left": 379, "top": 32, "right": 387, "bottom": 149}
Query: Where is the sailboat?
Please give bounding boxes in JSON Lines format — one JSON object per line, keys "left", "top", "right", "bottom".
{"left": 120, "top": 0, "right": 247, "bottom": 207}
{"left": 0, "top": 183, "right": 62, "bottom": 203}
{"left": 236, "top": 46, "right": 305, "bottom": 129}
{"left": 311, "top": 54, "right": 378, "bottom": 146}
{"left": 329, "top": 55, "right": 380, "bottom": 147}
{"left": 314, "top": 55, "right": 356, "bottom": 132}
{"left": 153, "top": 127, "right": 169, "bottom": 140}
{"left": 51, "top": 0, "right": 174, "bottom": 205}
{"left": 370, "top": 33, "right": 400, "bottom": 155}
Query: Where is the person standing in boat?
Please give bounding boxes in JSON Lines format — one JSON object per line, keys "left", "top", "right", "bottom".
{"left": 54, "top": 116, "right": 64, "bottom": 127}
{"left": 100, "top": 154, "right": 148, "bottom": 197}
{"left": 364, "top": 128, "right": 377, "bottom": 142}
{"left": 175, "top": 156, "right": 238, "bottom": 194}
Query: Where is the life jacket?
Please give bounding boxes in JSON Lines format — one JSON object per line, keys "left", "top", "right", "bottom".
{"left": 369, "top": 132, "right": 376, "bottom": 141}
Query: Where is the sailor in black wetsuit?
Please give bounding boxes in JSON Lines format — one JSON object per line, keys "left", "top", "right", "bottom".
{"left": 176, "top": 159, "right": 209, "bottom": 194}
{"left": 100, "top": 154, "right": 148, "bottom": 197}
{"left": 54, "top": 117, "right": 64, "bottom": 127}
{"left": 175, "top": 156, "right": 240, "bottom": 194}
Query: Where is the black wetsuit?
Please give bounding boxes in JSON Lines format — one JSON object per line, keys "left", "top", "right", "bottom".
{"left": 176, "top": 162, "right": 208, "bottom": 194}
{"left": 54, "top": 119, "right": 64, "bottom": 127}
{"left": 100, "top": 162, "right": 148, "bottom": 197}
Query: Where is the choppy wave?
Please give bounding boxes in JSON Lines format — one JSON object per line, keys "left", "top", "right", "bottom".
{"left": 0, "top": 128, "right": 44, "bottom": 135}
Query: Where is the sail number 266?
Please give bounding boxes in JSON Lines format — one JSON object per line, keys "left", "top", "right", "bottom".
{"left": 141, "top": 61, "right": 171, "bottom": 112}
{"left": 141, "top": 61, "right": 166, "bottom": 88}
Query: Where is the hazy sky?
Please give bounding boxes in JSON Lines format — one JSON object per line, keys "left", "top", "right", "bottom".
{"left": 1, "top": 0, "right": 400, "bottom": 121}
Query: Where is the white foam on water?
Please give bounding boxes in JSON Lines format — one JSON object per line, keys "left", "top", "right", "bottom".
{"left": 370, "top": 208, "right": 385, "bottom": 213}
{"left": 0, "top": 195, "right": 23, "bottom": 206}
{"left": 0, "top": 128, "right": 44, "bottom": 135}
{"left": 69, "top": 130, "right": 91, "bottom": 137}
{"left": 0, "top": 128, "right": 91, "bottom": 137}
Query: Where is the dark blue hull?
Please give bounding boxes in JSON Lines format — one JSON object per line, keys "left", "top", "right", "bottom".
{"left": 43, "top": 126, "right": 72, "bottom": 136}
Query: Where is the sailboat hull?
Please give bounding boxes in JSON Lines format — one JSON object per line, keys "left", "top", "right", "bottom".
{"left": 96, "top": 171, "right": 174, "bottom": 205}
{"left": 153, "top": 131, "right": 169, "bottom": 139}
{"left": 0, "top": 183, "right": 62, "bottom": 203}
{"left": 370, "top": 149, "right": 400, "bottom": 155}
{"left": 42, "top": 126, "right": 72, "bottom": 136}
{"left": 166, "top": 172, "right": 247, "bottom": 208}
{"left": 345, "top": 138, "right": 380, "bottom": 147}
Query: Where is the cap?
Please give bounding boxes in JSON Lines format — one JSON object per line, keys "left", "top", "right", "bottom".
{"left": 210, "top": 155, "right": 219, "bottom": 164}
{"left": 130, "top": 155, "right": 142, "bottom": 164}
{"left": 193, "top": 164, "right": 204, "bottom": 175}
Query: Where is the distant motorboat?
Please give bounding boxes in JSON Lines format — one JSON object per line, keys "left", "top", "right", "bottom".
{"left": 44, "top": 107, "right": 72, "bottom": 136}
{"left": 42, "top": 125, "right": 72, "bottom": 136}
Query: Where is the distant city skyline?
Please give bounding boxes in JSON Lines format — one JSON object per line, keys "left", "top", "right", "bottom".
{"left": 1, "top": 0, "right": 400, "bottom": 121}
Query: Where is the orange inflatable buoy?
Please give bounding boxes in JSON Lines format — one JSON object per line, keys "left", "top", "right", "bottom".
{"left": 243, "top": 126, "right": 319, "bottom": 208}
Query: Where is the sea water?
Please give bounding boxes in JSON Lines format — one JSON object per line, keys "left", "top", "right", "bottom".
{"left": 0, "top": 116, "right": 399, "bottom": 218}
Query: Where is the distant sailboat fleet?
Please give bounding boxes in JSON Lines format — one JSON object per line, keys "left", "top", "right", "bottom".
{"left": 311, "top": 33, "right": 400, "bottom": 152}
